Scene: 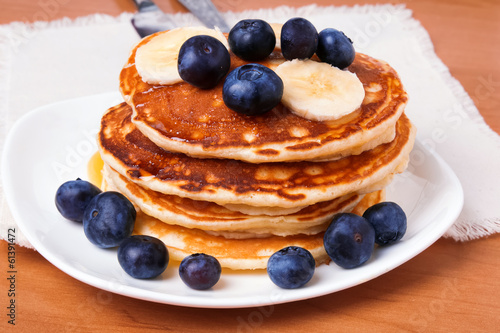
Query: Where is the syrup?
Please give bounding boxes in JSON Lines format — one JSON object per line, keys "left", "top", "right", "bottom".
{"left": 87, "top": 151, "right": 104, "bottom": 187}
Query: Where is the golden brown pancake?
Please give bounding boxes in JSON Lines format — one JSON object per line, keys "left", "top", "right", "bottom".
{"left": 351, "top": 188, "right": 386, "bottom": 216}
{"left": 103, "top": 164, "right": 366, "bottom": 237}
{"left": 133, "top": 212, "right": 328, "bottom": 270}
{"left": 103, "top": 176, "right": 384, "bottom": 270}
{"left": 128, "top": 190, "right": 384, "bottom": 270}
{"left": 120, "top": 31, "right": 408, "bottom": 163}
{"left": 98, "top": 103, "right": 415, "bottom": 208}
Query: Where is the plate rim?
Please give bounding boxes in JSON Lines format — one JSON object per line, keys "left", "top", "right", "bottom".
{"left": 1, "top": 93, "right": 464, "bottom": 308}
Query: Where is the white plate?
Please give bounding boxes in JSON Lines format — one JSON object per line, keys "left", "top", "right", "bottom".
{"left": 2, "top": 92, "right": 464, "bottom": 308}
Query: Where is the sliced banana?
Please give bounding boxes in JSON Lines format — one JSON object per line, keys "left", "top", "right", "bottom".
{"left": 274, "top": 59, "right": 365, "bottom": 121}
{"left": 269, "top": 23, "right": 283, "bottom": 50}
{"left": 135, "top": 27, "right": 229, "bottom": 85}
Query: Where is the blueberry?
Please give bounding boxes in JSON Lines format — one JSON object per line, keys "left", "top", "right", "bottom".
{"left": 228, "top": 19, "right": 276, "bottom": 61}
{"left": 267, "top": 246, "right": 315, "bottom": 289}
{"left": 177, "top": 35, "right": 231, "bottom": 89}
{"left": 179, "top": 253, "right": 221, "bottom": 290}
{"left": 118, "top": 235, "right": 169, "bottom": 279}
{"left": 363, "top": 202, "right": 407, "bottom": 246}
{"left": 223, "top": 64, "right": 283, "bottom": 115}
{"left": 323, "top": 213, "right": 375, "bottom": 269}
{"left": 316, "top": 28, "right": 355, "bottom": 69}
{"left": 280, "top": 17, "right": 318, "bottom": 60}
{"left": 83, "top": 191, "right": 136, "bottom": 248}
{"left": 55, "top": 178, "right": 101, "bottom": 222}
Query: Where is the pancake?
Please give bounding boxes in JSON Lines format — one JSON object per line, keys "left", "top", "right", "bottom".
{"left": 351, "top": 187, "right": 386, "bottom": 216}
{"left": 103, "top": 164, "right": 365, "bottom": 237}
{"left": 133, "top": 212, "right": 328, "bottom": 270}
{"left": 98, "top": 102, "right": 415, "bottom": 208}
{"left": 103, "top": 177, "right": 384, "bottom": 269}
{"left": 202, "top": 188, "right": 385, "bottom": 239}
{"left": 130, "top": 190, "right": 384, "bottom": 270}
{"left": 120, "top": 31, "right": 408, "bottom": 163}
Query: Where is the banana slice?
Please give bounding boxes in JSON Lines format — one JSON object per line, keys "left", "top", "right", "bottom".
{"left": 269, "top": 23, "right": 283, "bottom": 50}
{"left": 274, "top": 59, "right": 365, "bottom": 121}
{"left": 135, "top": 27, "right": 229, "bottom": 85}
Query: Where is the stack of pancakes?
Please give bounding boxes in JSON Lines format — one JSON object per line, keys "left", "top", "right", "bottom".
{"left": 97, "top": 32, "right": 416, "bottom": 270}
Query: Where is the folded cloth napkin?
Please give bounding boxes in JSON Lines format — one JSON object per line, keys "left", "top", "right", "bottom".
{"left": 1, "top": 4, "right": 499, "bottom": 249}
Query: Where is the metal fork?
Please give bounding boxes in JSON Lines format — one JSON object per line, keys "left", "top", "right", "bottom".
{"left": 130, "top": 0, "right": 230, "bottom": 38}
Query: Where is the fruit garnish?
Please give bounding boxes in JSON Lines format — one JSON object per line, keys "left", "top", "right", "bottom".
{"left": 222, "top": 63, "right": 283, "bottom": 115}
{"left": 363, "top": 202, "right": 407, "bottom": 245}
{"left": 228, "top": 19, "right": 276, "bottom": 61}
{"left": 267, "top": 246, "right": 315, "bottom": 289}
{"left": 82, "top": 191, "right": 136, "bottom": 248}
{"left": 269, "top": 23, "right": 283, "bottom": 50}
{"left": 280, "top": 17, "right": 318, "bottom": 60}
{"left": 323, "top": 213, "right": 375, "bottom": 269}
{"left": 55, "top": 178, "right": 101, "bottom": 223}
{"left": 177, "top": 35, "right": 230, "bottom": 89}
{"left": 316, "top": 28, "right": 355, "bottom": 69}
{"left": 118, "top": 235, "right": 169, "bottom": 279}
{"left": 179, "top": 253, "right": 221, "bottom": 290}
{"left": 274, "top": 59, "right": 365, "bottom": 121}
{"left": 134, "top": 26, "right": 228, "bottom": 85}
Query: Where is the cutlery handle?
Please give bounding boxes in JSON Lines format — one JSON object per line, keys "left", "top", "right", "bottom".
{"left": 178, "top": 0, "right": 230, "bottom": 32}
{"left": 131, "top": 0, "right": 160, "bottom": 12}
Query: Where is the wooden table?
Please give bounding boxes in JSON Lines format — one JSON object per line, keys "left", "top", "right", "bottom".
{"left": 1, "top": 0, "right": 499, "bottom": 331}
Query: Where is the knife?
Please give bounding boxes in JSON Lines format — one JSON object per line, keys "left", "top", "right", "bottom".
{"left": 131, "top": 0, "right": 230, "bottom": 38}
{"left": 130, "top": 0, "right": 177, "bottom": 38}
{"left": 177, "top": 0, "right": 231, "bottom": 32}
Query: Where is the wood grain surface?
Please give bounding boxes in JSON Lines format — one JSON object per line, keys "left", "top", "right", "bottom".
{"left": 1, "top": 0, "right": 499, "bottom": 332}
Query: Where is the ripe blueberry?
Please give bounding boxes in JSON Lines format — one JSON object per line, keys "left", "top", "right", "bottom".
{"left": 223, "top": 63, "right": 283, "bottom": 116}
{"left": 83, "top": 191, "right": 136, "bottom": 248}
{"left": 178, "top": 35, "right": 230, "bottom": 89}
{"left": 267, "top": 246, "right": 315, "bottom": 289}
{"left": 316, "top": 28, "right": 355, "bottom": 69}
{"left": 363, "top": 202, "right": 407, "bottom": 245}
{"left": 179, "top": 253, "right": 221, "bottom": 290}
{"left": 280, "top": 17, "right": 318, "bottom": 60}
{"left": 228, "top": 19, "right": 276, "bottom": 61}
{"left": 55, "top": 178, "right": 101, "bottom": 222}
{"left": 118, "top": 235, "right": 169, "bottom": 279}
{"left": 323, "top": 213, "right": 375, "bottom": 269}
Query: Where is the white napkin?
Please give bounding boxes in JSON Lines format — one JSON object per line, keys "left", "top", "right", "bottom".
{"left": 1, "top": 5, "right": 499, "bottom": 249}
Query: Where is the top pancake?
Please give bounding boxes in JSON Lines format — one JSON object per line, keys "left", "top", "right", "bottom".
{"left": 120, "top": 32, "right": 408, "bottom": 163}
